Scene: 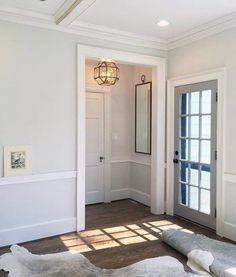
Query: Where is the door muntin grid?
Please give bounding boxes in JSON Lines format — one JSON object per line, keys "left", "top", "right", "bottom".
{"left": 178, "top": 89, "right": 213, "bottom": 215}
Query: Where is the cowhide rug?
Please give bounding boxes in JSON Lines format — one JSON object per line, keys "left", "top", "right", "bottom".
{"left": 0, "top": 245, "right": 199, "bottom": 276}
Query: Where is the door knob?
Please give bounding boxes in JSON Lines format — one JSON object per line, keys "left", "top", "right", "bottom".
{"left": 173, "top": 158, "right": 179, "bottom": 164}
{"left": 99, "top": 156, "right": 105, "bottom": 163}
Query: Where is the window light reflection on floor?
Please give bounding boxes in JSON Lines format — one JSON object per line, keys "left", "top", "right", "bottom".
{"left": 60, "top": 219, "right": 193, "bottom": 253}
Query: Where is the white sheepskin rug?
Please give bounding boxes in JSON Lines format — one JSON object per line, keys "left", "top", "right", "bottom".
{"left": 0, "top": 245, "right": 199, "bottom": 276}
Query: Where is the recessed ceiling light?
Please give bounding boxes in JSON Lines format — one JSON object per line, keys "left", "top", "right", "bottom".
{"left": 157, "top": 20, "right": 169, "bottom": 27}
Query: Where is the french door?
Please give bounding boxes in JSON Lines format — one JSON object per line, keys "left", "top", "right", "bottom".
{"left": 174, "top": 80, "right": 217, "bottom": 229}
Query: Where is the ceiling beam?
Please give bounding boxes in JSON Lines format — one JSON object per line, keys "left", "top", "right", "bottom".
{"left": 55, "top": 0, "right": 96, "bottom": 26}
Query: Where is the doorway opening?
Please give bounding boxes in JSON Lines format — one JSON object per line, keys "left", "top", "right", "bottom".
{"left": 85, "top": 60, "right": 154, "bottom": 224}
{"left": 77, "top": 45, "right": 166, "bottom": 231}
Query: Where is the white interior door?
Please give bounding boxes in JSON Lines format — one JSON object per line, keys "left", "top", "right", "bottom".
{"left": 86, "top": 92, "right": 105, "bottom": 205}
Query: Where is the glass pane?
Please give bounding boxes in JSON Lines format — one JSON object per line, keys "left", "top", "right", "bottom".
{"left": 201, "top": 140, "right": 211, "bottom": 164}
{"left": 180, "top": 183, "right": 188, "bottom": 206}
{"left": 190, "top": 164, "right": 199, "bottom": 186}
{"left": 180, "top": 139, "right": 188, "bottom": 160}
{"left": 190, "top": 92, "right": 199, "bottom": 114}
{"left": 180, "top": 162, "right": 188, "bottom": 183}
{"left": 190, "top": 116, "right": 199, "bottom": 138}
{"left": 200, "top": 189, "right": 210, "bottom": 214}
{"left": 200, "top": 165, "right": 210, "bottom": 189}
{"left": 180, "top": 116, "right": 189, "bottom": 137}
{"left": 190, "top": 140, "right": 199, "bottom": 162}
{"left": 202, "top": 90, "right": 211, "bottom": 114}
{"left": 201, "top": 116, "right": 211, "bottom": 139}
{"left": 189, "top": 186, "right": 199, "bottom": 210}
{"left": 180, "top": 93, "right": 189, "bottom": 115}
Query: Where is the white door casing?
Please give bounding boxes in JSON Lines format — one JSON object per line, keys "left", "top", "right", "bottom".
{"left": 86, "top": 92, "right": 105, "bottom": 204}
{"left": 77, "top": 45, "right": 166, "bottom": 231}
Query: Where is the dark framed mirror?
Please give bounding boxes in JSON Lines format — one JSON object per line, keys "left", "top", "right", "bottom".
{"left": 135, "top": 81, "right": 152, "bottom": 154}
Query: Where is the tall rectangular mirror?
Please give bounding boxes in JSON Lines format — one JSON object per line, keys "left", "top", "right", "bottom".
{"left": 135, "top": 81, "right": 152, "bottom": 154}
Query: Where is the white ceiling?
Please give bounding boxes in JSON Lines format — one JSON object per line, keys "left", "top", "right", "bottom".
{"left": 77, "top": 0, "right": 236, "bottom": 39}
{"left": 0, "top": 0, "right": 66, "bottom": 15}
{"left": 1, "top": 0, "right": 236, "bottom": 40}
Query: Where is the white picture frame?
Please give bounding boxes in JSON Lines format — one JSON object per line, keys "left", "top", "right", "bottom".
{"left": 4, "top": 145, "right": 32, "bottom": 177}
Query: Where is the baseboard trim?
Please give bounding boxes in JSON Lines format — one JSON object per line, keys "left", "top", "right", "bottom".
{"left": 111, "top": 188, "right": 130, "bottom": 201}
{"left": 130, "top": 188, "right": 150, "bottom": 207}
{"left": 223, "top": 221, "right": 236, "bottom": 242}
{"left": 0, "top": 217, "right": 76, "bottom": 247}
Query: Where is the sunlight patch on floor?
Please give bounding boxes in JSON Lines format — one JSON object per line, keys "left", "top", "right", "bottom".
{"left": 60, "top": 219, "right": 192, "bottom": 253}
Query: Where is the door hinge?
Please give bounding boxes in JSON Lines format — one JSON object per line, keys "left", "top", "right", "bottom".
{"left": 215, "top": 150, "right": 217, "bottom": 160}
{"left": 216, "top": 92, "right": 218, "bottom": 102}
{"left": 215, "top": 208, "right": 217, "bottom": 218}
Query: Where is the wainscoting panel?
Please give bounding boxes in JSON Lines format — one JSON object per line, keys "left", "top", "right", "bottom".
{"left": 111, "top": 160, "right": 151, "bottom": 206}
{"left": 130, "top": 162, "right": 151, "bottom": 195}
{"left": 222, "top": 174, "right": 236, "bottom": 241}
{"left": 111, "top": 161, "right": 130, "bottom": 191}
{"left": 0, "top": 173, "right": 76, "bottom": 247}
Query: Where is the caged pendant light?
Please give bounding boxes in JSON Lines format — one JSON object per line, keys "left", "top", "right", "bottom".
{"left": 94, "top": 61, "right": 119, "bottom": 86}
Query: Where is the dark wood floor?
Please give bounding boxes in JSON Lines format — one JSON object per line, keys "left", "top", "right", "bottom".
{"left": 0, "top": 199, "right": 230, "bottom": 276}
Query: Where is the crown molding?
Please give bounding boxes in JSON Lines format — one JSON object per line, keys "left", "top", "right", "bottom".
{"left": 168, "top": 11, "right": 236, "bottom": 50}
{"left": 0, "top": 5, "right": 167, "bottom": 51}
{"left": 1, "top": 5, "right": 236, "bottom": 52}
{"left": 71, "top": 21, "right": 167, "bottom": 50}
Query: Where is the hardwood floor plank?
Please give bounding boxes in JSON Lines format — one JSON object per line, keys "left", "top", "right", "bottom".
{"left": 0, "top": 199, "right": 232, "bottom": 276}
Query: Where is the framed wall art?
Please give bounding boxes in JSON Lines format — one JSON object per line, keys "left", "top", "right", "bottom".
{"left": 3, "top": 145, "right": 32, "bottom": 177}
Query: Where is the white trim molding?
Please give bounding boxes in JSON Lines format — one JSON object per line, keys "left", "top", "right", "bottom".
{"left": 0, "top": 5, "right": 167, "bottom": 52}
{"left": 77, "top": 44, "right": 166, "bottom": 231}
{"left": 71, "top": 21, "right": 167, "bottom": 50}
{"left": 111, "top": 159, "right": 151, "bottom": 166}
{"left": 0, "top": 217, "right": 76, "bottom": 247}
{"left": 55, "top": 0, "right": 96, "bottom": 26}
{"left": 0, "top": 171, "right": 76, "bottom": 186}
{"left": 1, "top": 5, "right": 236, "bottom": 51}
{"left": 166, "top": 67, "right": 226, "bottom": 237}
{"left": 111, "top": 188, "right": 130, "bottom": 201}
{"left": 130, "top": 188, "right": 150, "bottom": 207}
{"left": 168, "top": 11, "right": 236, "bottom": 50}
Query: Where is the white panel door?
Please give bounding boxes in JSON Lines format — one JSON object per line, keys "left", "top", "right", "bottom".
{"left": 86, "top": 92, "right": 105, "bottom": 205}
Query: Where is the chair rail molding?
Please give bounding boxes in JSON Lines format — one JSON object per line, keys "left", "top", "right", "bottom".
{"left": 0, "top": 171, "right": 76, "bottom": 186}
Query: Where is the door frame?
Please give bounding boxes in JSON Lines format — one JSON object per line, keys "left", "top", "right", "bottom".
{"left": 77, "top": 44, "right": 166, "bottom": 230}
{"left": 86, "top": 85, "right": 112, "bottom": 204}
{"left": 166, "top": 68, "right": 226, "bottom": 236}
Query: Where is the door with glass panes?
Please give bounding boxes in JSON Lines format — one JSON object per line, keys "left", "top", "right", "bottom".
{"left": 174, "top": 80, "right": 217, "bottom": 229}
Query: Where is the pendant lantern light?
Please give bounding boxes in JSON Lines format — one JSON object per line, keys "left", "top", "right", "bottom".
{"left": 94, "top": 61, "right": 119, "bottom": 86}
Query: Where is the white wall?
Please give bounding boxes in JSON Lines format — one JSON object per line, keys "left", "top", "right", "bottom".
{"left": 130, "top": 66, "right": 152, "bottom": 204}
{"left": 85, "top": 62, "right": 152, "bottom": 205}
{"left": 0, "top": 19, "right": 164, "bottom": 246}
{"left": 168, "top": 27, "right": 236, "bottom": 241}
